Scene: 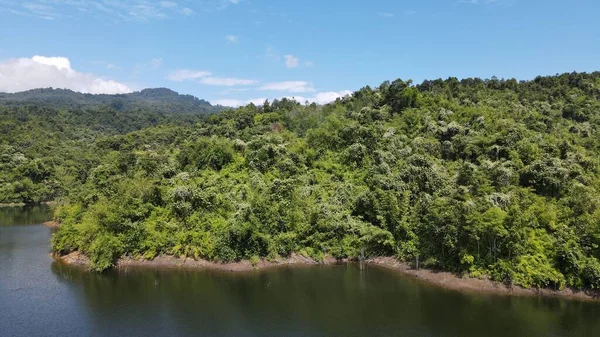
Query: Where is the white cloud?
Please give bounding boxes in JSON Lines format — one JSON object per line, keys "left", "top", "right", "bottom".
{"left": 226, "top": 35, "right": 239, "bottom": 44}
{"left": 265, "top": 48, "right": 313, "bottom": 68}
{"left": 212, "top": 90, "right": 351, "bottom": 107}
{"left": 212, "top": 97, "right": 266, "bottom": 107}
{"left": 284, "top": 54, "right": 299, "bottom": 68}
{"left": 31, "top": 55, "right": 71, "bottom": 70}
{"left": 310, "top": 90, "right": 353, "bottom": 104}
{"left": 259, "top": 81, "right": 314, "bottom": 93}
{"left": 167, "top": 68, "right": 258, "bottom": 86}
{"left": 200, "top": 77, "right": 259, "bottom": 86}
{"left": 0, "top": 55, "right": 131, "bottom": 94}
{"left": 167, "top": 69, "right": 211, "bottom": 81}
{"left": 284, "top": 54, "right": 313, "bottom": 68}
{"left": 284, "top": 90, "right": 352, "bottom": 104}
{"left": 283, "top": 90, "right": 352, "bottom": 104}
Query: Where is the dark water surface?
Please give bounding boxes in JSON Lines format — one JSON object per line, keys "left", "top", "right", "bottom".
{"left": 2, "top": 207, "right": 600, "bottom": 337}
{"left": 0, "top": 204, "right": 53, "bottom": 226}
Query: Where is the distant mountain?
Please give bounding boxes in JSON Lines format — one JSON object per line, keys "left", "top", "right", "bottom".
{"left": 0, "top": 88, "right": 224, "bottom": 114}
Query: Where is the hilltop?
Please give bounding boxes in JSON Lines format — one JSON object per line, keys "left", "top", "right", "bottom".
{"left": 0, "top": 87, "right": 224, "bottom": 114}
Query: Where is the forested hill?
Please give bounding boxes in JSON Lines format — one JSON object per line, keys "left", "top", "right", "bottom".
{"left": 0, "top": 88, "right": 221, "bottom": 204}
{"left": 0, "top": 88, "right": 224, "bottom": 114}
{"left": 9, "top": 71, "right": 600, "bottom": 291}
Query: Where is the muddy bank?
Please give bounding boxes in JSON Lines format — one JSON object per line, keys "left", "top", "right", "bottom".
{"left": 55, "top": 252, "right": 347, "bottom": 272}
{"left": 0, "top": 201, "right": 57, "bottom": 207}
{"left": 55, "top": 251, "right": 90, "bottom": 266}
{"left": 0, "top": 203, "right": 28, "bottom": 207}
{"left": 367, "top": 257, "right": 600, "bottom": 302}
{"left": 54, "top": 252, "right": 600, "bottom": 301}
{"left": 43, "top": 221, "right": 60, "bottom": 229}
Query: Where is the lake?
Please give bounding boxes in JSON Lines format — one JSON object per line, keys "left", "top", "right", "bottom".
{"left": 1, "top": 205, "right": 600, "bottom": 337}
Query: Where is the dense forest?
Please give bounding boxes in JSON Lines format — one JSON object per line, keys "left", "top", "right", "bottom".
{"left": 0, "top": 88, "right": 223, "bottom": 114}
{"left": 0, "top": 89, "right": 221, "bottom": 203}
{"left": 4, "top": 72, "right": 600, "bottom": 291}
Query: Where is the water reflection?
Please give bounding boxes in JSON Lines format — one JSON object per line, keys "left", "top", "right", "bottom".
{"left": 49, "top": 261, "right": 600, "bottom": 337}
{"left": 0, "top": 204, "right": 53, "bottom": 226}
{"left": 2, "top": 206, "right": 600, "bottom": 337}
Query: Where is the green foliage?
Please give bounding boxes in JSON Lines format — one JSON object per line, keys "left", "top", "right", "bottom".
{"left": 0, "top": 101, "right": 204, "bottom": 204}
{"left": 87, "top": 233, "right": 124, "bottom": 272}
{"left": 177, "top": 138, "right": 236, "bottom": 171}
{"left": 10, "top": 72, "right": 600, "bottom": 290}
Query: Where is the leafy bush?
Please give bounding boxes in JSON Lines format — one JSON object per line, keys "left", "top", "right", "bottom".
{"left": 87, "top": 233, "right": 124, "bottom": 272}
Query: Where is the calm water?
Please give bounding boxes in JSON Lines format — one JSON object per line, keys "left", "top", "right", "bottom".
{"left": 0, "top": 204, "right": 53, "bottom": 226}
{"left": 1, "top": 206, "right": 600, "bottom": 337}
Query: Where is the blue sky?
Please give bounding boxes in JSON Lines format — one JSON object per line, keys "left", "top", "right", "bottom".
{"left": 0, "top": 0, "right": 599, "bottom": 106}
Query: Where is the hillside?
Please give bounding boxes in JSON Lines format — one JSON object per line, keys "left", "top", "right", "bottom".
{"left": 0, "top": 88, "right": 224, "bottom": 114}
{"left": 7, "top": 71, "right": 600, "bottom": 292}
{"left": 0, "top": 88, "right": 225, "bottom": 204}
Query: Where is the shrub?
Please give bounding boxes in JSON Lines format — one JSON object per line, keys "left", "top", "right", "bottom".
{"left": 87, "top": 233, "right": 124, "bottom": 272}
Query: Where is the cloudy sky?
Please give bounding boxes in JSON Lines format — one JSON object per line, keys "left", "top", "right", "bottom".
{"left": 0, "top": 0, "right": 599, "bottom": 106}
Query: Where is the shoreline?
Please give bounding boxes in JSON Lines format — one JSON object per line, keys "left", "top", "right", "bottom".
{"left": 43, "top": 221, "right": 60, "bottom": 229}
{"left": 54, "top": 251, "right": 349, "bottom": 272}
{"left": 54, "top": 252, "right": 600, "bottom": 301}
{"left": 0, "top": 201, "right": 56, "bottom": 208}
{"left": 368, "top": 257, "right": 600, "bottom": 302}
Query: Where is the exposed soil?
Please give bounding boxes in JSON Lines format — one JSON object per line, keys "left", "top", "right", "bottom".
{"left": 55, "top": 252, "right": 346, "bottom": 272}
{"left": 0, "top": 203, "right": 28, "bottom": 207}
{"left": 43, "top": 221, "right": 60, "bottom": 229}
{"left": 0, "top": 201, "right": 57, "bottom": 207}
{"left": 367, "top": 256, "right": 600, "bottom": 302}
{"left": 54, "top": 252, "right": 600, "bottom": 301}
{"left": 54, "top": 251, "right": 90, "bottom": 266}
{"left": 117, "top": 253, "right": 345, "bottom": 271}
